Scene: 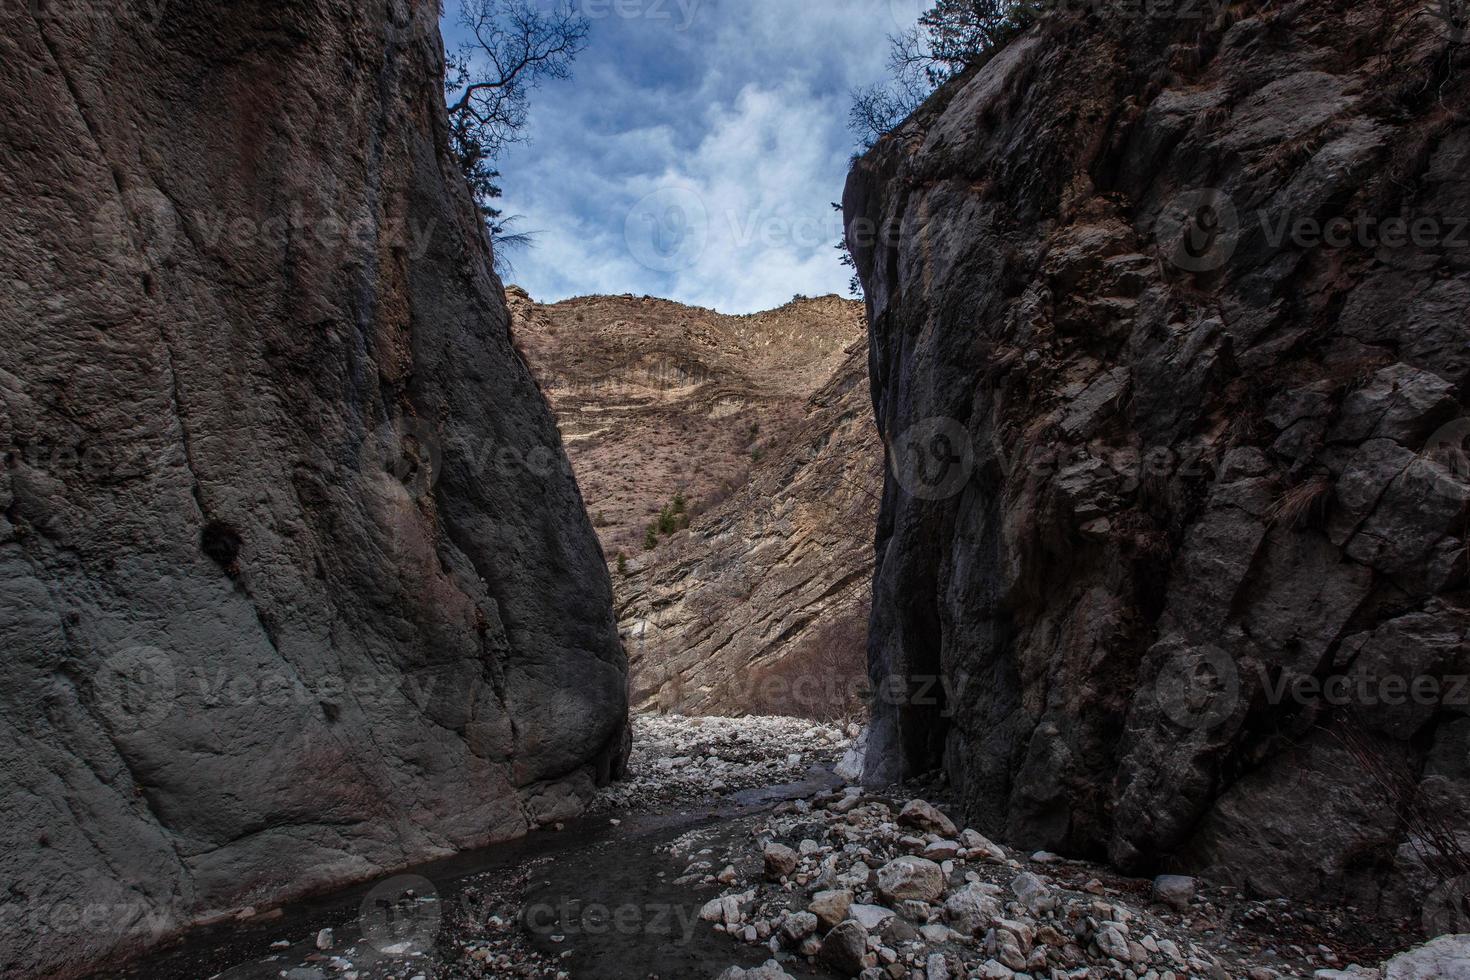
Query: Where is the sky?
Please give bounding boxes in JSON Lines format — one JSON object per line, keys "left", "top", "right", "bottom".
{"left": 440, "top": 0, "right": 927, "bottom": 314}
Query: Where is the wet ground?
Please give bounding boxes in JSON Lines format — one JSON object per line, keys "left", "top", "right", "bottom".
{"left": 84, "top": 716, "right": 1436, "bottom": 980}
{"left": 96, "top": 771, "right": 842, "bottom": 980}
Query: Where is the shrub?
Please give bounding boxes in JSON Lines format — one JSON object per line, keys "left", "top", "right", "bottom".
{"left": 741, "top": 602, "right": 872, "bottom": 723}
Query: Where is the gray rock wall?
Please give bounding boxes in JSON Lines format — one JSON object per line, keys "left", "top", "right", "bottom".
{"left": 845, "top": 1, "right": 1469, "bottom": 917}
{"left": 0, "top": 1, "right": 627, "bottom": 975}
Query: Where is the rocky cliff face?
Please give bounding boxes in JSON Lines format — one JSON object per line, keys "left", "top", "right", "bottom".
{"left": 846, "top": 0, "right": 1470, "bottom": 918}
{"left": 0, "top": 2, "right": 626, "bottom": 976}
{"left": 508, "top": 291, "right": 879, "bottom": 717}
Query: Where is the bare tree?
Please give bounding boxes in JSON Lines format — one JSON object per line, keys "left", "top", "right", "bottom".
{"left": 849, "top": 0, "right": 1035, "bottom": 146}
{"left": 444, "top": 1, "right": 590, "bottom": 265}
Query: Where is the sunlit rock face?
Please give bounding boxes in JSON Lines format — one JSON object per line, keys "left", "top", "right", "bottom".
{"left": 508, "top": 290, "right": 880, "bottom": 718}
{"left": 846, "top": 4, "right": 1470, "bottom": 916}
{"left": 0, "top": 2, "right": 626, "bottom": 975}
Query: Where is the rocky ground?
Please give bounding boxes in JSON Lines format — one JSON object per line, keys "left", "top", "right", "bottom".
{"left": 592, "top": 715, "right": 859, "bottom": 810}
{"left": 116, "top": 716, "right": 1458, "bottom": 980}
{"left": 692, "top": 790, "right": 1452, "bottom": 980}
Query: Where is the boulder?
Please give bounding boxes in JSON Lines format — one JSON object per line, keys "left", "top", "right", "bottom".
{"left": 899, "top": 800, "right": 958, "bottom": 837}
{"left": 945, "top": 883, "right": 1004, "bottom": 936}
{"left": 1152, "top": 875, "right": 1197, "bottom": 911}
{"left": 809, "top": 889, "right": 855, "bottom": 930}
{"left": 1382, "top": 935, "right": 1470, "bottom": 979}
{"left": 763, "top": 843, "right": 799, "bottom": 880}
{"left": 818, "top": 920, "right": 870, "bottom": 977}
{"left": 876, "top": 857, "right": 945, "bottom": 904}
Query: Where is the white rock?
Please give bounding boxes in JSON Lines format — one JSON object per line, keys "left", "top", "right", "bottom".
{"left": 849, "top": 904, "right": 896, "bottom": 930}
{"left": 1096, "top": 923, "right": 1132, "bottom": 961}
{"left": 1152, "top": 874, "right": 1197, "bottom": 911}
{"left": 1383, "top": 935, "right": 1470, "bottom": 979}
{"left": 876, "top": 856, "right": 945, "bottom": 903}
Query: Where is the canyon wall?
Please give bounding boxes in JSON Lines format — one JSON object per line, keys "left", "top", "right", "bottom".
{"left": 508, "top": 290, "right": 878, "bottom": 718}
{"left": 0, "top": 2, "right": 626, "bottom": 975}
{"left": 846, "top": 0, "right": 1470, "bottom": 917}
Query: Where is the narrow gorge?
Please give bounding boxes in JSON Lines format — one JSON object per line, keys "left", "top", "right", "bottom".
{"left": 1, "top": 1, "right": 1467, "bottom": 979}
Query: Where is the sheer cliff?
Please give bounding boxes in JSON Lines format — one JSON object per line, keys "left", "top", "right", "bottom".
{"left": 845, "top": 0, "right": 1470, "bottom": 917}
{"left": 508, "top": 291, "right": 879, "bottom": 717}
{"left": 0, "top": 2, "right": 626, "bottom": 976}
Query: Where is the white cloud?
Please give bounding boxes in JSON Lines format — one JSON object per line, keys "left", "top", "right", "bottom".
{"left": 444, "top": 0, "right": 918, "bottom": 313}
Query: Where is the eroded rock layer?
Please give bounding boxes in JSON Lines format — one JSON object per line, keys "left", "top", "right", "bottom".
{"left": 845, "top": 0, "right": 1470, "bottom": 915}
{"left": 508, "top": 290, "right": 879, "bottom": 717}
{"left": 0, "top": 2, "right": 626, "bottom": 976}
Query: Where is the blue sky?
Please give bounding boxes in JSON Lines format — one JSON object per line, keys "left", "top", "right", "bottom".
{"left": 440, "top": 0, "right": 926, "bottom": 313}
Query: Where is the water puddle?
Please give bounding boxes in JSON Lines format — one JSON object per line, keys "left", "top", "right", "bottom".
{"left": 97, "top": 769, "right": 841, "bottom": 979}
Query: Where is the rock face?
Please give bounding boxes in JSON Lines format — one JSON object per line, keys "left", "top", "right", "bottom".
{"left": 0, "top": 2, "right": 626, "bottom": 976}
{"left": 509, "top": 290, "right": 881, "bottom": 717}
{"left": 845, "top": 1, "right": 1470, "bottom": 914}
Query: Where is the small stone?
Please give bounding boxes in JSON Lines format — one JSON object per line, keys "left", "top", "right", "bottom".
{"left": 898, "top": 800, "right": 957, "bottom": 837}
{"left": 1009, "top": 871, "right": 1054, "bottom": 913}
{"left": 922, "top": 839, "right": 961, "bottom": 861}
{"left": 919, "top": 923, "right": 953, "bottom": 943}
{"left": 849, "top": 904, "right": 896, "bottom": 931}
{"left": 944, "top": 882, "right": 1002, "bottom": 936}
{"left": 315, "top": 929, "right": 333, "bottom": 951}
{"left": 838, "top": 860, "right": 872, "bottom": 888}
{"left": 1152, "top": 874, "right": 1197, "bottom": 911}
{"left": 925, "top": 952, "right": 951, "bottom": 980}
{"left": 763, "top": 843, "right": 798, "bottom": 880}
{"left": 876, "top": 856, "right": 944, "bottom": 903}
{"left": 1096, "top": 923, "right": 1131, "bottom": 962}
{"left": 819, "top": 920, "right": 870, "bottom": 977}
{"left": 809, "top": 889, "right": 855, "bottom": 930}
{"left": 782, "top": 911, "right": 819, "bottom": 942}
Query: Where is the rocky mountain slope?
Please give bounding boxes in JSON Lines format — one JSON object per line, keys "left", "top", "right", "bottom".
{"left": 0, "top": 3, "right": 626, "bottom": 976}
{"left": 845, "top": 0, "right": 1470, "bottom": 923}
{"left": 509, "top": 292, "right": 881, "bottom": 717}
